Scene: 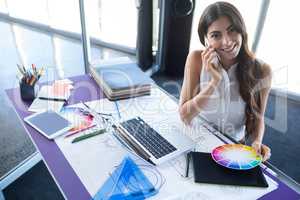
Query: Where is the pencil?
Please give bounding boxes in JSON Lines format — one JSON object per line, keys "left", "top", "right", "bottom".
{"left": 16, "top": 64, "right": 25, "bottom": 75}
{"left": 29, "top": 75, "right": 36, "bottom": 86}
{"left": 32, "top": 64, "right": 37, "bottom": 75}
{"left": 71, "top": 128, "right": 106, "bottom": 143}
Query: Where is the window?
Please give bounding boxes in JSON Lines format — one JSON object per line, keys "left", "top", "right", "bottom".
{"left": 6, "top": 0, "right": 49, "bottom": 24}
{"left": 256, "top": 2, "right": 300, "bottom": 94}
{"left": 85, "top": 0, "right": 138, "bottom": 48}
{"left": 13, "top": 25, "right": 57, "bottom": 81}
{"left": 4, "top": 0, "right": 82, "bottom": 33}
{"left": 0, "top": 0, "right": 7, "bottom": 13}
{"left": 47, "top": 0, "right": 81, "bottom": 33}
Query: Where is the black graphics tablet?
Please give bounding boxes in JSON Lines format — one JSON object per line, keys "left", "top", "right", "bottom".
{"left": 191, "top": 152, "right": 268, "bottom": 187}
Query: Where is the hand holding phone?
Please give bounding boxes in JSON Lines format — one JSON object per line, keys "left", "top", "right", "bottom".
{"left": 202, "top": 37, "right": 223, "bottom": 83}
{"left": 204, "top": 37, "right": 221, "bottom": 69}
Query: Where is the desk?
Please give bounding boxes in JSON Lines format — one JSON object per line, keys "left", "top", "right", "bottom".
{"left": 5, "top": 74, "right": 300, "bottom": 199}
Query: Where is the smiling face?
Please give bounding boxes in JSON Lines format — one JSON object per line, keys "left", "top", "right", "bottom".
{"left": 206, "top": 16, "right": 242, "bottom": 64}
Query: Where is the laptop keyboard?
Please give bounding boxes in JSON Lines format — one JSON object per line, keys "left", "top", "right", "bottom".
{"left": 120, "top": 117, "right": 177, "bottom": 159}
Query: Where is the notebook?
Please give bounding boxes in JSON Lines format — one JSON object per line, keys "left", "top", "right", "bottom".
{"left": 37, "top": 85, "right": 70, "bottom": 101}
{"left": 37, "top": 79, "right": 73, "bottom": 102}
{"left": 191, "top": 152, "right": 268, "bottom": 187}
{"left": 28, "top": 98, "right": 65, "bottom": 113}
{"left": 90, "top": 62, "right": 153, "bottom": 100}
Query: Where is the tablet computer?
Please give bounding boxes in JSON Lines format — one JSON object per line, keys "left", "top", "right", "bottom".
{"left": 24, "top": 110, "right": 72, "bottom": 139}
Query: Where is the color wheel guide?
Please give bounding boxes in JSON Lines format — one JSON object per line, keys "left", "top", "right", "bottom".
{"left": 211, "top": 144, "right": 262, "bottom": 170}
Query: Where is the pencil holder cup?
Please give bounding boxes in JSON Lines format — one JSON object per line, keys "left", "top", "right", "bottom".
{"left": 20, "top": 81, "right": 39, "bottom": 101}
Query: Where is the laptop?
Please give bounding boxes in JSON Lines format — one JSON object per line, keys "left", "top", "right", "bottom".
{"left": 113, "top": 117, "right": 195, "bottom": 165}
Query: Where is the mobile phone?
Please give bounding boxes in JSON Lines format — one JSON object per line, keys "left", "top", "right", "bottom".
{"left": 204, "top": 37, "right": 209, "bottom": 48}
{"left": 204, "top": 37, "right": 220, "bottom": 68}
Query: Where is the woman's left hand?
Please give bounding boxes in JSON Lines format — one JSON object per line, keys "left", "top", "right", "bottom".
{"left": 252, "top": 141, "right": 271, "bottom": 162}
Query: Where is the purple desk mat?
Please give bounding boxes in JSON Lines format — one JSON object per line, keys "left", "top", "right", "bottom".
{"left": 5, "top": 74, "right": 300, "bottom": 200}
{"left": 5, "top": 74, "right": 104, "bottom": 200}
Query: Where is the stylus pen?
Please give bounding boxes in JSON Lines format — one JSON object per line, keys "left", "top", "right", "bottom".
{"left": 185, "top": 152, "right": 191, "bottom": 178}
{"left": 112, "top": 126, "right": 155, "bottom": 166}
{"left": 71, "top": 128, "right": 106, "bottom": 143}
{"left": 114, "top": 101, "right": 121, "bottom": 120}
{"left": 39, "top": 97, "right": 67, "bottom": 102}
{"left": 81, "top": 101, "right": 112, "bottom": 116}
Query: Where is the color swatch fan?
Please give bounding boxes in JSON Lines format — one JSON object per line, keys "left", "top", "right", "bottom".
{"left": 60, "top": 107, "right": 94, "bottom": 135}
{"left": 211, "top": 144, "right": 262, "bottom": 170}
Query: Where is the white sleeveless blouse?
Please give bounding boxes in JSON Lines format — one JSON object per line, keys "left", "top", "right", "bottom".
{"left": 200, "top": 63, "right": 246, "bottom": 141}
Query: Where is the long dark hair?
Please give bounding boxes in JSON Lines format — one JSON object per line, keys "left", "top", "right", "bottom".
{"left": 198, "top": 1, "right": 264, "bottom": 139}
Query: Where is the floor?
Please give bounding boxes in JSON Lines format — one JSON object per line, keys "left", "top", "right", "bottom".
{"left": 3, "top": 161, "right": 64, "bottom": 200}
{"left": 0, "top": 19, "right": 299, "bottom": 199}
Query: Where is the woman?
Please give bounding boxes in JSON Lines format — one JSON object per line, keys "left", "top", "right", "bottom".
{"left": 179, "top": 2, "right": 271, "bottom": 161}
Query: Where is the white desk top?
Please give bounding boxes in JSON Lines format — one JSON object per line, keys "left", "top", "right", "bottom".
{"left": 54, "top": 87, "right": 278, "bottom": 199}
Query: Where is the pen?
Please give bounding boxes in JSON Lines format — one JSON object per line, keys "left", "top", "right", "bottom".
{"left": 112, "top": 131, "right": 155, "bottom": 166}
{"left": 113, "top": 126, "right": 155, "bottom": 165}
{"left": 185, "top": 152, "right": 191, "bottom": 178}
{"left": 81, "top": 101, "right": 113, "bottom": 116}
{"left": 16, "top": 71, "right": 23, "bottom": 81}
{"left": 64, "top": 124, "right": 96, "bottom": 138}
{"left": 71, "top": 128, "right": 106, "bottom": 143}
{"left": 114, "top": 101, "right": 121, "bottom": 120}
{"left": 38, "top": 97, "right": 67, "bottom": 102}
{"left": 37, "top": 67, "right": 45, "bottom": 79}
{"left": 22, "top": 65, "right": 26, "bottom": 74}
{"left": 32, "top": 64, "right": 37, "bottom": 75}
{"left": 29, "top": 75, "right": 36, "bottom": 86}
{"left": 16, "top": 64, "right": 25, "bottom": 75}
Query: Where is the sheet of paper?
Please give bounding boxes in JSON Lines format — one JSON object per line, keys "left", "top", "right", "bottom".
{"left": 55, "top": 128, "right": 126, "bottom": 196}
{"left": 55, "top": 88, "right": 278, "bottom": 199}
{"left": 38, "top": 81, "right": 73, "bottom": 100}
{"left": 28, "top": 98, "right": 64, "bottom": 113}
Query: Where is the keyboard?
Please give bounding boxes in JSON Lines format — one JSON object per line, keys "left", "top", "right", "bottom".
{"left": 120, "top": 117, "right": 177, "bottom": 159}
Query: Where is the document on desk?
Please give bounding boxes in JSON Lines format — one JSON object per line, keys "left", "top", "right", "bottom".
{"left": 28, "top": 98, "right": 64, "bottom": 113}
{"left": 54, "top": 87, "right": 278, "bottom": 199}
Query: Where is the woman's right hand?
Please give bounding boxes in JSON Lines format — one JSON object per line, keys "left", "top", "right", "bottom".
{"left": 201, "top": 47, "right": 222, "bottom": 84}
